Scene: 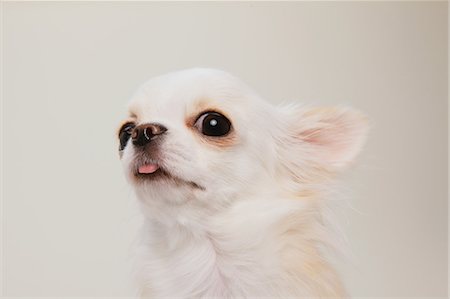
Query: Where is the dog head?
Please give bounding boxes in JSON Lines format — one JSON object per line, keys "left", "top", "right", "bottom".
{"left": 118, "top": 68, "right": 368, "bottom": 209}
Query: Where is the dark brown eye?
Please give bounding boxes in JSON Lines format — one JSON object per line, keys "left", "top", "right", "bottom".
{"left": 118, "top": 122, "right": 135, "bottom": 151}
{"left": 195, "top": 112, "right": 231, "bottom": 137}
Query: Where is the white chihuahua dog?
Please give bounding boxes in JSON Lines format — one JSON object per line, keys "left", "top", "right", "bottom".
{"left": 118, "top": 68, "right": 368, "bottom": 298}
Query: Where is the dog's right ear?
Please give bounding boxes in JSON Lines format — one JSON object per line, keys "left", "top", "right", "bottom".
{"left": 276, "top": 105, "right": 369, "bottom": 175}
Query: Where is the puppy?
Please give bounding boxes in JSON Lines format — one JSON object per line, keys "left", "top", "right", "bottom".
{"left": 117, "top": 68, "right": 368, "bottom": 298}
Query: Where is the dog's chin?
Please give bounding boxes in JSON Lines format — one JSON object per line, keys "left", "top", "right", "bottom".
{"left": 130, "top": 165, "right": 204, "bottom": 191}
{"left": 133, "top": 166, "right": 172, "bottom": 181}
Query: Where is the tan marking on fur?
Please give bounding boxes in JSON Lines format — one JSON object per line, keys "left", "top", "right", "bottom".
{"left": 294, "top": 188, "right": 319, "bottom": 199}
{"left": 279, "top": 212, "right": 348, "bottom": 298}
{"left": 185, "top": 100, "right": 238, "bottom": 149}
{"left": 197, "top": 132, "right": 238, "bottom": 148}
{"left": 192, "top": 98, "right": 215, "bottom": 113}
{"left": 289, "top": 163, "right": 336, "bottom": 186}
{"left": 127, "top": 102, "right": 141, "bottom": 121}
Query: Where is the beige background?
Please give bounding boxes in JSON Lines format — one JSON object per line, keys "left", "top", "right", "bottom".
{"left": 2, "top": 2, "right": 448, "bottom": 298}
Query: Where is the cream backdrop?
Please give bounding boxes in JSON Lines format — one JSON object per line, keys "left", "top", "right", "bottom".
{"left": 2, "top": 2, "right": 448, "bottom": 298}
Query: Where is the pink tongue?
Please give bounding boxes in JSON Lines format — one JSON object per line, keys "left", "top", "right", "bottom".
{"left": 138, "top": 163, "right": 159, "bottom": 174}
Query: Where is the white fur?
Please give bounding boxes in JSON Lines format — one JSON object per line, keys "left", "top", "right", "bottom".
{"left": 118, "top": 68, "right": 368, "bottom": 298}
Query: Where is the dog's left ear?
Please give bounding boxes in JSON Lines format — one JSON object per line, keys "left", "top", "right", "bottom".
{"left": 279, "top": 106, "right": 369, "bottom": 171}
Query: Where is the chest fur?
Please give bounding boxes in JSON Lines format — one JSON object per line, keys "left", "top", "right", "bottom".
{"left": 136, "top": 200, "right": 346, "bottom": 298}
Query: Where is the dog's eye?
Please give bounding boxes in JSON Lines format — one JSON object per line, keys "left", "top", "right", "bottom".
{"left": 118, "top": 122, "right": 135, "bottom": 151}
{"left": 195, "top": 112, "right": 231, "bottom": 137}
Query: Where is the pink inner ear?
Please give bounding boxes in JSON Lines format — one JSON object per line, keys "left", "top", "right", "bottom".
{"left": 302, "top": 128, "right": 328, "bottom": 146}
{"left": 301, "top": 127, "right": 347, "bottom": 162}
{"left": 298, "top": 109, "right": 368, "bottom": 169}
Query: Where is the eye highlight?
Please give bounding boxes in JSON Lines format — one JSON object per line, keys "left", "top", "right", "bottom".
{"left": 118, "top": 122, "right": 136, "bottom": 151}
{"left": 195, "top": 112, "right": 231, "bottom": 137}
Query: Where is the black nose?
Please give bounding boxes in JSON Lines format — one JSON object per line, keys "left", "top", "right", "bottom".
{"left": 131, "top": 123, "right": 167, "bottom": 146}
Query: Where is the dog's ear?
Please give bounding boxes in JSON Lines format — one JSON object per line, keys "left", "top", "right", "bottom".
{"left": 278, "top": 106, "right": 369, "bottom": 171}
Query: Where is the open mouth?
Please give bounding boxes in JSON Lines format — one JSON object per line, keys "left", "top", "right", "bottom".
{"left": 134, "top": 162, "right": 204, "bottom": 190}
{"left": 137, "top": 163, "right": 160, "bottom": 175}
{"left": 134, "top": 163, "right": 173, "bottom": 181}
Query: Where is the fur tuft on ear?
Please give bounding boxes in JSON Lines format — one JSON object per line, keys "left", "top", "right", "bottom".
{"left": 278, "top": 105, "right": 369, "bottom": 172}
